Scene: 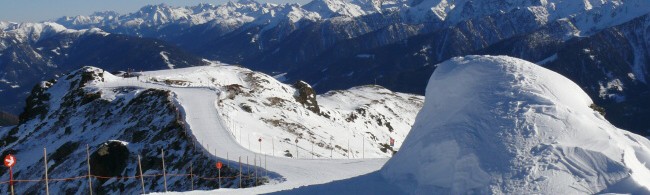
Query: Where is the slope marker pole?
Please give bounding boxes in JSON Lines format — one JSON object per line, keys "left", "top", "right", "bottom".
{"left": 44, "top": 147, "right": 50, "bottom": 195}
{"left": 239, "top": 156, "right": 241, "bottom": 188}
{"left": 162, "top": 149, "right": 168, "bottom": 192}
{"left": 138, "top": 155, "right": 146, "bottom": 194}
{"left": 86, "top": 144, "right": 93, "bottom": 195}
{"left": 272, "top": 137, "right": 275, "bottom": 156}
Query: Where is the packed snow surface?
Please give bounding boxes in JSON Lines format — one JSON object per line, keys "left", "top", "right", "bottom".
{"left": 382, "top": 55, "right": 650, "bottom": 194}
{"left": 93, "top": 62, "right": 422, "bottom": 194}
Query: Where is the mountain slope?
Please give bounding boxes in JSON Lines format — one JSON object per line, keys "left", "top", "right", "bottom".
{"left": 0, "top": 22, "right": 206, "bottom": 114}
{"left": 0, "top": 62, "right": 423, "bottom": 194}
{"left": 382, "top": 56, "right": 650, "bottom": 194}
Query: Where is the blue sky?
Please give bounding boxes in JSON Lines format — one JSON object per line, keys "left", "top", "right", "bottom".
{"left": 0, "top": 0, "right": 308, "bottom": 22}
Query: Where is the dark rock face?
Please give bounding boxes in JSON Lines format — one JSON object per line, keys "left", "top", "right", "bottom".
{"left": 18, "top": 81, "right": 54, "bottom": 123}
{"left": 90, "top": 141, "right": 130, "bottom": 178}
{"left": 293, "top": 81, "right": 320, "bottom": 114}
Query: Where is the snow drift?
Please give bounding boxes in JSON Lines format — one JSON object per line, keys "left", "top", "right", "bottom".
{"left": 381, "top": 55, "right": 650, "bottom": 194}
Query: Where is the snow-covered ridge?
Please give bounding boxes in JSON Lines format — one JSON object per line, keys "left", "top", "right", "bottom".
{"left": 382, "top": 55, "right": 650, "bottom": 194}
{"left": 141, "top": 63, "right": 423, "bottom": 159}
{"left": 0, "top": 22, "right": 107, "bottom": 46}
{"left": 1, "top": 62, "right": 423, "bottom": 193}
{"left": 48, "top": 0, "right": 650, "bottom": 40}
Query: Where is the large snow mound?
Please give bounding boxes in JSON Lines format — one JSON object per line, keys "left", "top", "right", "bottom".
{"left": 381, "top": 55, "right": 650, "bottom": 194}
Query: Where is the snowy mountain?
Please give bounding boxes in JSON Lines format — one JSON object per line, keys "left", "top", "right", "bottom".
{"left": 383, "top": 56, "right": 650, "bottom": 194}
{"left": 0, "top": 21, "right": 206, "bottom": 114}
{"left": 273, "top": 56, "right": 650, "bottom": 194}
{"left": 0, "top": 61, "right": 422, "bottom": 193}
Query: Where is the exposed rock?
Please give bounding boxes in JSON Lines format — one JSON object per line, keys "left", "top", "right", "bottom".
{"left": 293, "top": 80, "right": 320, "bottom": 114}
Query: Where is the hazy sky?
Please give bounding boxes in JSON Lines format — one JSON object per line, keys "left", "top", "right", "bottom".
{"left": 0, "top": 0, "right": 308, "bottom": 22}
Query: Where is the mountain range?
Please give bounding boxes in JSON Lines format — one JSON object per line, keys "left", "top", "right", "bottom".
{"left": 46, "top": 0, "right": 650, "bottom": 136}
{"left": 0, "top": 0, "right": 648, "bottom": 137}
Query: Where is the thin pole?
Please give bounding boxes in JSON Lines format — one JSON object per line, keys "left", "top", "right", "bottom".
{"left": 9, "top": 167, "right": 14, "bottom": 195}
{"left": 259, "top": 140, "right": 262, "bottom": 154}
{"left": 218, "top": 168, "right": 221, "bottom": 189}
{"left": 254, "top": 155, "right": 257, "bottom": 185}
{"left": 272, "top": 137, "right": 275, "bottom": 156}
{"left": 138, "top": 155, "right": 146, "bottom": 194}
{"left": 44, "top": 148, "right": 50, "bottom": 195}
{"left": 190, "top": 163, "right": 194, "bottom": 191}
{"left": 239, "top": 156, "right": 241, "bottom": 188}
{"left": 86, "top": 144, "right": 93, "bottom": 195}
{"left": 295, "top": 141, "right": 298, "bottom": 159}
{"left": 162, "top": 149, "right": 168, "bottom": 192}
{"left": 264, "top": 154, "right": 267, "bottom": 177}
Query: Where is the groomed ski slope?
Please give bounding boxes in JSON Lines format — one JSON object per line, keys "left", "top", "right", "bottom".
{"left": 97, "top": 64, "right": 394, "bottom": 194}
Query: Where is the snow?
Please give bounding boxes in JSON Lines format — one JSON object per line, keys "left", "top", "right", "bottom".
{"left": 90, "top": 62, "right": 422, "bottom": 194}
{"left": 382, "top": 55, "right": 650, "bottom": 194}
{"left": 159, "top": 51, "right": 175, "bottom": 69}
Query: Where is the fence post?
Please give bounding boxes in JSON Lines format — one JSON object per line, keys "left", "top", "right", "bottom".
{"left": 272, "top": 137, "right": 274, "bottom": 156}
{"left": 190, "top": 163, "right": 194, "bottom": 191}
{"left": 254, "top": 155, "right": 257, "bottom": 185}
{"left": 138, "top": 155, "right": 146, "bottom": 194}
{"left": 44, "top": 148, "right": 50, "bottom": 195}
{"left": 238, "top": 157, "right": 242, "bottom": 188}
{"left": 162, "top": 149, "right": 168, "bottom": 192}
{"left": 86, "top": 144, "right": 93, "bottom": 195}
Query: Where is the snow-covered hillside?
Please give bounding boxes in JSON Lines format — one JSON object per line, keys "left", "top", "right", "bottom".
{"left": 383, "top": 56, "right": 650, "bottom": 194}
{"left": 0, "top": 61, "right": 422, "bottom": 194}
{"left": 261, "top": 55, "right": 650, "bottom": 194}
{"left": 137, "top": 63, "right": 422, "bottom": 159}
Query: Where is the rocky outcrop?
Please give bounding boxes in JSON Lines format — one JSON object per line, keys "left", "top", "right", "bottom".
{"left": 293, "top": 80, "right": 320, "bottom": 114}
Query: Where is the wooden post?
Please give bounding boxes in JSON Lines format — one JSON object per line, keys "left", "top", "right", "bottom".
{"left": 44, "top": 148, "right": 50, "bottom": 195}
{"left": 138, "top": 155, "right": 146, "bottom": 194}
{"left": 238, "top": 157, "right": 242, "bottom": 188}
{"left": 86, "top": 144, "right": 93, "bottom": 195}
{"left": 162, "top": 149, "right": 168, "bottom": 192}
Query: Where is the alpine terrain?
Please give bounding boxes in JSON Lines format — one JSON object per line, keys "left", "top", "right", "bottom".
{"left": 267, "top": 56, "right": 650, "bottom": 194}
{"left": 0, "top": 61, "right": 422, "bottom": 194}
{"left": 0, "top": 0, "right": 649, "bottom": 194}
